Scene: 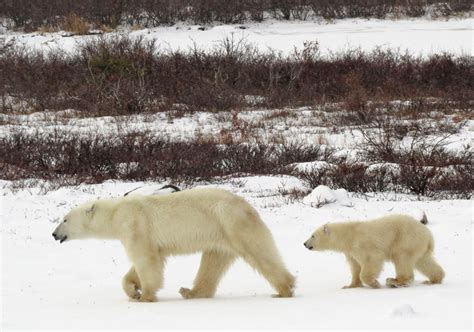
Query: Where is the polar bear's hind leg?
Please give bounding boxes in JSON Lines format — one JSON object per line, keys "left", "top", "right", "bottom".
{"left": 180, "top": 250, "right": 237, "bottom": 299}
{"left": 231, "top": 228, "right": 295, "bottom": 297}
{"left": 386, "top": 252, "right": 416, "bottom": 288}
{"left": 416, "top": 253, "right": 445, "bottom": 284}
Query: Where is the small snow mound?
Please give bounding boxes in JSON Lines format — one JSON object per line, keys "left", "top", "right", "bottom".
{"left": 391, "top": 304, "right": 416, "bottom": 318}
{"left": 303, "top": 185, "right": 353, "bottom": 208}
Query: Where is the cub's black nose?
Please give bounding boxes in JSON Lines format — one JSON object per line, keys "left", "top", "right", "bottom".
{"left": 52, "top": 232, "right": 57, "bottom": 239}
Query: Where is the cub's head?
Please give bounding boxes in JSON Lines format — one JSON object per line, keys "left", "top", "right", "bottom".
{"left": 52, "top": 201, "right": 99, "bottom": 243}
{"left": 304, "top": 224, "right": 332, "bottom": 251}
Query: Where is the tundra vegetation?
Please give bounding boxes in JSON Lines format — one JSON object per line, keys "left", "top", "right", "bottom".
{"left": 0, "top": 33, "right": 472, "bottom": 199}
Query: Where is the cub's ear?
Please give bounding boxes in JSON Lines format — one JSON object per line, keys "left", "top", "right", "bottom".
{"left": 323, "top": 223, "right": 330, "bottom": 235}
{"left": 86, "top": 204, "right": 96, "bottom": 216}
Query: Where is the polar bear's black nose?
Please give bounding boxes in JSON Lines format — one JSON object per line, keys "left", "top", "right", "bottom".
{"left": 52, "top": 232, "right": 57, "bottom": 239}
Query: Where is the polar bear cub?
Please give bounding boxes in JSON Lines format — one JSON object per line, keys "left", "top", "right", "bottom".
{"left": 53, "top": 187, "right": 295, "bottom": 302}
{"left": 304, "top": 214, "right": 444, "bottom": 289}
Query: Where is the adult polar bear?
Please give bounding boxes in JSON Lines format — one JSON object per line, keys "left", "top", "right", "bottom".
{"left": 53, "top": 187, "right": 295, "bottom": 302}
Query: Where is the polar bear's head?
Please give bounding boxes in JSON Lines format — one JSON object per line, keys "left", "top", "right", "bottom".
{"left": 52, "top": 201, "right": 102, "bottom": 243}
{"left": 304, "top": 224, "right": 331, "bottom": 251}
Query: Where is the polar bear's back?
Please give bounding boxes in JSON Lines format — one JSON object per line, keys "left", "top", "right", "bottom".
{"left": 147, "top": 187, "right": 257, "bottom": 220}
{"left": 123, "top": 187, "right": 268, "bottom": 254}
{"left": 353, "top": 214, "right": 434, "bottom": 257}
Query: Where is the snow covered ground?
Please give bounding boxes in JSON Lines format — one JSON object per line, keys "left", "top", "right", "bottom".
{"left": 2, "top": 107, "right": 472, "bottom": 158}
{"left": 3, "top": 18, "right": 473, "bottom": 56}
{"left": 1, "top": 17, "right": 473, "bottom": 330}
{"left": 1, "top": 178, "right": 472, "bottom": 329}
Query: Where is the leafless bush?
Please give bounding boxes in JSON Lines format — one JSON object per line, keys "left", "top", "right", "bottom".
{"left": 77, "top": 35, "right": 158, "bottom": 115}
{"left": 61, "top": 13, "right": 91, "bottom": 35}
{"left": 395, "top": 143, "right": 472, "bottom": 197}
{"left": 277, "top": 185, "right": 312, "bottom": 203}
{"left": 356, "top": 113, "right": 472, "bottom": 197}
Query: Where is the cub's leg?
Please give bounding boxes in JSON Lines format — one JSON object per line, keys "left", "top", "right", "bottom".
{"left": 122, "top": 266, "right": 141, "bottom": 300}
{"left": 386, "top": 252, "right": 416, "bottom": 288}
{"left": 342, "top": 255, "right": 363, "bottom": 289}
{"left": 359, "top": 254, "right": 384, "bottom": 289}
{"left": 180, "top": 250, "right": 236, "bottom": 299}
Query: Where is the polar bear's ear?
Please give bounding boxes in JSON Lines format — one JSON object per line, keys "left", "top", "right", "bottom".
{"left": 323, "top": 223, "right": 330, "bottom": 235}
{"left": 85, "top": 204, "right": 96, "bottom": 216}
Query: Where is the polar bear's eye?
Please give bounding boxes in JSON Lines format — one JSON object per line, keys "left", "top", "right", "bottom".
{"left": 311, "top": 235, "right": 314, "bottom": 239}
{"left": 63, "top": 219, "right": 67, "bottom": 223}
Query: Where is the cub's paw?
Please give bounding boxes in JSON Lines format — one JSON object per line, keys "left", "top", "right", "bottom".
{"left": 272, "top": 290, "right": 294, "bottom": 298}
{"left": 123, "top": 282, "right": 141, "bottom": 300}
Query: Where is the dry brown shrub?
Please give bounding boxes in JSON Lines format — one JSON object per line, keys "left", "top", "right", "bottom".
{"left": 61, "top": 13, "right": 91, "bottom": 35}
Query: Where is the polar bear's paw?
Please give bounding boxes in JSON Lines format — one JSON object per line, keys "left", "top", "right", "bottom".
{"left": 366, "top": 280, "right": 381, "bottom": 289}
{"left": 386, "top": 277, "right": 410, "bottom": 288}
{"left": 138, "top": 294, "right": 158, "bottom": 302}
{"left": 179, "top": 287, "right": 213, "bottom": 299}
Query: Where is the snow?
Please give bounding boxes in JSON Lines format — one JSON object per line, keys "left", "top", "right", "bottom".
{"left": 366, "top": 162, "right": 401, "bottom": 176}
{"left": 290, "top": 160, "right": 334, "bottom": 173}
{"left": 390, "top": 304, "right": 416, "bottom": 318}
{"left": 302, "top": 185, "right": 353, "bottom": 208}
{"left": 1, "top": 179, "right": 472, "bottom": 329}
{"left": 3, "top": 18, "right": 473, "bottom": 56}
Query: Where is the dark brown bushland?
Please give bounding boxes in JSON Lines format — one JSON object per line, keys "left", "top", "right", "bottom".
{"left": 395, "top": 144, "right": 472, "bottom": 197}
{"left": 1, "top": 0, "right": 472, "bottom": 31}
{"left": 295, "top": 160, "right": 399, "bottom": 194}
{"left": 0, "top": 130, "right": 321, "bottom": 182}
{"left": 355, "top": 111, "right": 473, "bottom": 197}
{"left": 2, "top": 36, "right": 473, "bottom": 115}
{"left": 1, "top": 127, "right": 470, "bottom": 198}
{"left": 295, "top": 146, "right": 471, "bottom": 197}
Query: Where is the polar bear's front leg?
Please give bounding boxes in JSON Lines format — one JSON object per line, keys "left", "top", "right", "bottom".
{"left": 132, "top": 256, "right": 164, "bottom": 302}
{"left": 124, "top": 239, "right": 165, "bottom": 303}
{"left": 359, "top": 254, "right": 384, "bottom": 289}
{"left": 343, "top": 255, "right": 363, "bottom": 289}
{"left": 386, "top": 253, "right": 416, "bottom": 288}
{"left": 122, "top": 267, "right": 141, "bottom": 300}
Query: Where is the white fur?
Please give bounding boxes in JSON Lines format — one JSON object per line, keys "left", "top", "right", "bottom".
{"left": 54, "top": 188, "right": 295, "bottom": 302}
{"left": 304, "top": 214, "right": 445, "bottom": 289}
